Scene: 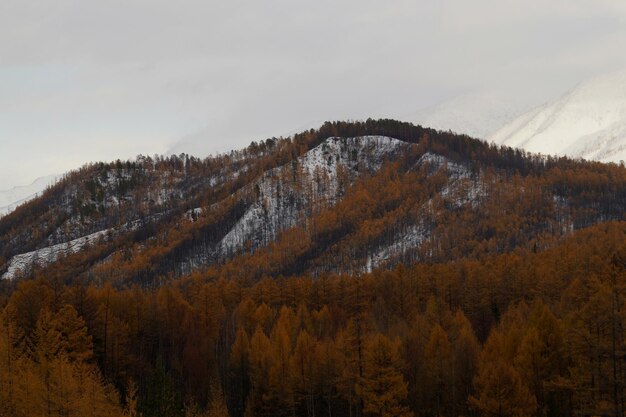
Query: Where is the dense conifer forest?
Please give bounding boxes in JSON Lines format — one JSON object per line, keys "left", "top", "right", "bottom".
{"left": 2, "top": 120, "right": 626, "bottom": 416}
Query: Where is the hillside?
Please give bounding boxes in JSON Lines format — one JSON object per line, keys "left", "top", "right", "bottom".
{"left": 490, "top": 69, "right": 626, "bottom": 162}
{"left": 2, "top": 119, "right": 626, "bottom": 285}
{"left": 3, "top": 119, "right": 626, "bottom": 417}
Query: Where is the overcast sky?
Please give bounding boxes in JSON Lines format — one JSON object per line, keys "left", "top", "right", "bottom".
{"left": 2, "top": 0, "right": 626, "bottom": 190}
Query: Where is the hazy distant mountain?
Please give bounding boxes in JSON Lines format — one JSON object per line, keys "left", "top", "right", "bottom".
{"left": 489, "top": 69, "right": 626, "bottom": 162}
{"left": 0, "top": 174, "right": 61, "bottom": 216}
{"left": 405, "top": 91, "right": 533, "bottom": 139}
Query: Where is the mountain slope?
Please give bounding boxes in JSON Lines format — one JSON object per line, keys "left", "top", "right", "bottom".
{"left": 215, "top": 136, "right": 409, "bottom": 256}
{"left": 489, "top": 69, "right": 626, "bottom": 162}
{"left": 0, "top": 174, "right": 61, "bottom": 216}
{"left": 405, "top": 91, "right": 533, "bottom": 139}
{"left": 0, "top": 129, "right": 414, "bottom": 279}
{"left": 2, "top": 120, "right": 626, "bottom": 284}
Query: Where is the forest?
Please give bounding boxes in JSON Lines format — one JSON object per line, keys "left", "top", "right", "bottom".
{"left": 2, "top": 221, "right": 626, "bottom": 417}
{"left": 2, "top": 120, "right": 626, "bottom": 416}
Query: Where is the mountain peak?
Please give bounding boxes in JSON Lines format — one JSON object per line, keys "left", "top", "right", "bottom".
{"left": 489, "top": 69, "right": 626, "bottom": 162}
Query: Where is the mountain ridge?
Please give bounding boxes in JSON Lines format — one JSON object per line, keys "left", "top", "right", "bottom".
{"left": 2, "top": 119, "right": 626, "bottom": 285}
{"left": 489, "top": 69, "right": 626, "bottom": 162}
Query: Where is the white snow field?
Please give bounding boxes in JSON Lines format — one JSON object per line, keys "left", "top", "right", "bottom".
{"left": 489, "top": 69, "right": 626, "bottom": 163}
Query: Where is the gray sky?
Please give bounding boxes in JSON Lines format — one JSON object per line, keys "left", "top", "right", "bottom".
{"left": 2, "top": 0, "right": 626, "bottom": 190}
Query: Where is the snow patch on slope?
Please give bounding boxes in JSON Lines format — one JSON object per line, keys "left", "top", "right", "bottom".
{"left": 2, "top": 230, "right": 109, "bottom": 280}
{"left": 217, "top": 136, "right": 409, "bottom": 257}
{"left": 1, "top": 214, "right": 166, "bottom": 280}
{"left": 364, "top": 152, "right": 485, "bottom": 270}
{"left": 366, "top": 223, "right": 429, "bottom": 272}
{"left": 414, "top": 152, "right": 470, "bottom": 178}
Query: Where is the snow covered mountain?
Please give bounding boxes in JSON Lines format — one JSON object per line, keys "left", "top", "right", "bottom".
{"left": 0, "top": 135, "right": 414, "bottom": 279}
{"left": 0, "top": 174, "right": 61, "bottom": 216}
{"left": 3, "top": 119, "right": 626, "bottom": 284}
{"left": 489, "top": 69, "right": 626, "bottom": 162}
{"left": 405, "top": 91, "right": 533, "bottom": 139}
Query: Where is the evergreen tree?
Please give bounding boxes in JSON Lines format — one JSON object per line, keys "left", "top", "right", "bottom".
{"left": 471, "top": 331, "right": 536, "bottom": 417}
{"left": 357, "top": 334, "right": 413, "bottom": 417}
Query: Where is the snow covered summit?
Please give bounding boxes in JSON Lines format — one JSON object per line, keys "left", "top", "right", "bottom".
{"left": 489, "top": 69, "right": 626, "bottom": 163}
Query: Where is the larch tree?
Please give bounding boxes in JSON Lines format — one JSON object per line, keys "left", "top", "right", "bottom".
{"left": 247, "top": 327, "right": 272, "bottom": 417}
{"left": 450, "top": 311, "right": 480, "bottom": 417}
{"left": 314, "top": 338, "right": 339, "bottom": 417}
{"left": 267, "top": 321, "right": 295, "bottom": 417}
{"left": 53, "top": 304, "right": 94, "bottom": 363}
{"left": 229, "top": 326, "right": 250, "bottom": 417}
{"left": 403, "top": 313, "right": 431, "bottom": 414}
{"left": 205, "top": 382, "right": 230, "bottom": 417}
{"left": 357, "top": 333, "right": 413, "bottom": 417}
{"left": 336, "top": 320, "right": 364, "bottom": 417}
{"left": 291, "top": 329, "right": 317, "bottom": 417}
{"left": 515, "top": 301, "right": 569, "bottom": 417}
{"left": 470, "top": 330, "right": 536, "bottom": 417}
{"left": 424, "top": 324, "right": 453, "bottom": 417}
